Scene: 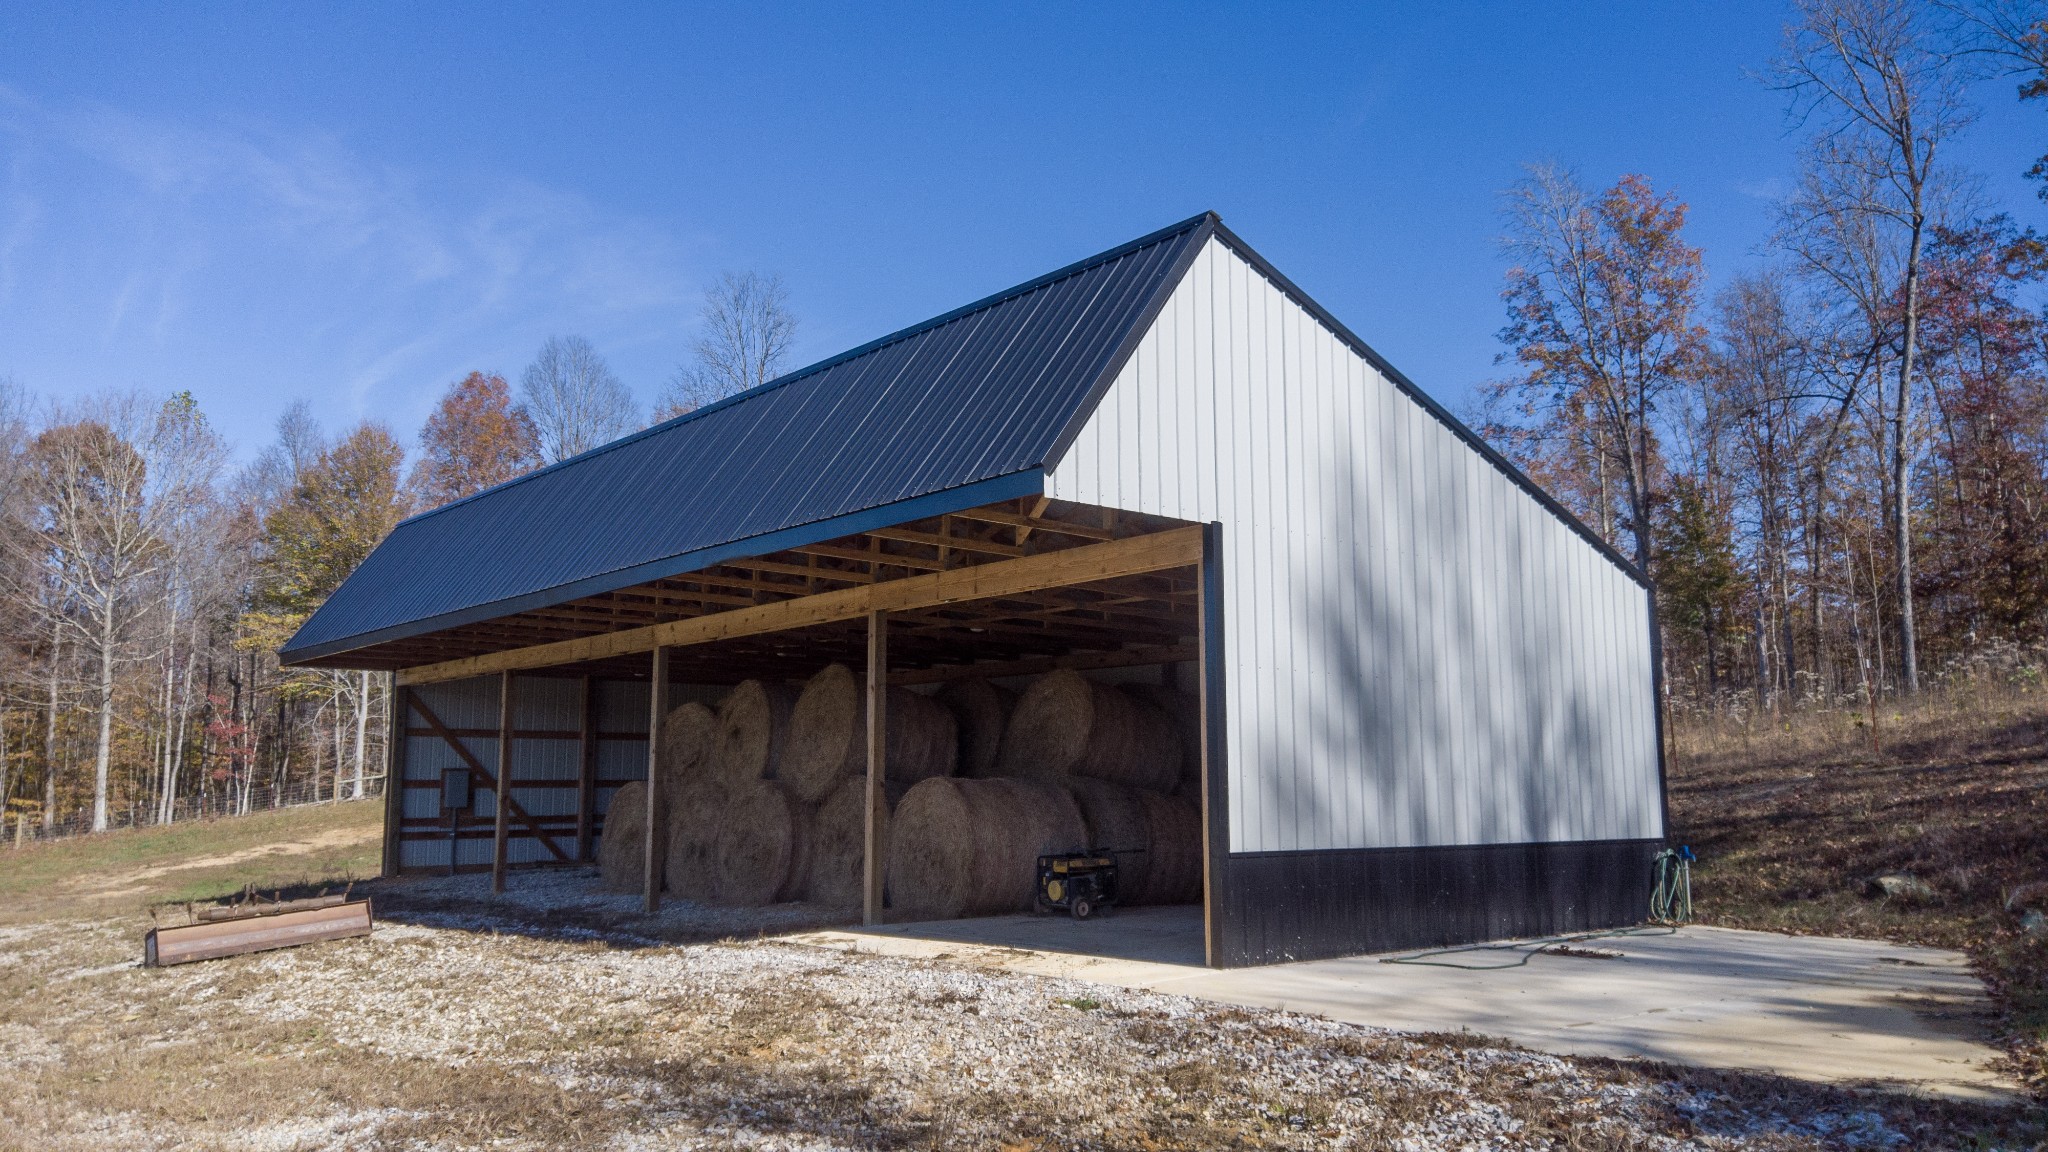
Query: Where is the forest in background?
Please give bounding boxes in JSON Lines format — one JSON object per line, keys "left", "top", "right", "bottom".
{"left": 2, "top": 0, "right": 2045, "bottom": 839}
{"left": 0, "top": 276, "right": 795, "bottom": 838}
{"left": 1478, "top": 0, "right": 2048, "bottom": 716}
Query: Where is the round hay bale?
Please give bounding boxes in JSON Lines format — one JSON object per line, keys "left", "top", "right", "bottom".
{"left": 935, "top": 678, "right": 1017, "bottom": 777}
{"left": 961, "top": 777, "right": 1087, "bottom": 913}
{"left": 597, "top": 780, "right": 660, "bottom": 893}
{"left": 886, "top": 778, "right": 977, "bottom": 919}
{"left": 887, "top": 687, "right": 959, "bottom": 787}
{"left": 710, "top": 680, "right": 796, "bottom": 786}
{"left": 1123, "top": 683, "right": 1201, "bottom": 797}
{"left": 806, "top": 775, "right": 891, "bottom": 908}
{"left": 663, "top": 776, "right": 728, "bottom": 901}
{"left": 781, "top": 664, "right": 959, "bottom": 802}
{"left": 710, "top": 779, "right": 801, "bottom": 906}
{"left": 1063, "top": 777, "right": 1156, "bottom": 904}
{"left": 783, "top": 664, "right": 863, "bottom": 802}
{"left": 658, "top": 701, "right": 717, "bottom": 794}
{"left": 1134, "top": 788, "right": 1202, "bottom": 905}
{"left": 995, "top": 670, "right": 1180, "bottom": 791}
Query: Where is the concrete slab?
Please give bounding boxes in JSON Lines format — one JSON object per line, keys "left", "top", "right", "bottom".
{"left": 789, "top": 908, "right": 2015, "bottom": 1100}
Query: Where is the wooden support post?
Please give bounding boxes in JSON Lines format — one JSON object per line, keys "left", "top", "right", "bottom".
{"left": 381, "top": 676, "right": 407, "bottom": 879}
{"left": 644, "top": 647, "right": 671, "bottom": 914}
{"left": 863, "top": 609, "right": 888, "bottom": 926}
{"left": 491, "top": 672, "right": 514, "bottom": 894}
{"left": 575, "top": 675, "right": 597, "bottom": 862}
{"left": 1197, "top": 522, "right": 1229, "bottom": 968}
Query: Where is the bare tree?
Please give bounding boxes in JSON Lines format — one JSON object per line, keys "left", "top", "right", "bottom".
{"left": 1944, "top": 2, "right": 2048, "bottom": 194}
{"left": 657, "top": 272, "right": 799, "bottom": 419}
{"left": 1491, "top": 165, "right": 1710, "bottom": 570}
{"left": 19, "top": 398, "right": 161, "bottom": 831}
{"left": 140, "top": 394, "right": 231, "bottom": 824}
{"left": 521, "top": 336, "right": 638, "bottom": 464}
{"left": 1773, "top": 0, "right": 1973, "bottom": 693}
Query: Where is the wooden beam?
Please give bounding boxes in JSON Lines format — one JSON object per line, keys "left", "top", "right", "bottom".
{"left": 863, "top": 610, "right": 887, "bottom": 926}
{"left": 887, "top": 642, "right": 1198, "bottom": 686}
{"left": 643, "top": 647, "right": 670, "bottom": 914}
{"left": 575, "top": 675, "right": 597, "bottom": 863}
{"left": 491, "top": 672, "right": 514, "bottom": 894}
{"left": 381, "top": 677, "right": 407, "bottom": 878}
{"left": 1197, "top": 522, "right": 1225, "bottom": 969}
{"left": 398, "top": 525, "right": 1205, "bottom": 686}
{"left": 948, "top": 505, "right": 1117, "bottom": 541}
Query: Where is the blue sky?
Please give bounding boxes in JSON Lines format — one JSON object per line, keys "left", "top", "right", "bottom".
{"left": 1, "top": 3, "right": 2040, "bottom": 459}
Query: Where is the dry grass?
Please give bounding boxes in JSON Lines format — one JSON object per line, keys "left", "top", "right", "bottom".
{"left": 1668, "top": 678, "right": 2048, "bottom": 1098}
{"left": 5, "top": 760, "right": 2048, "bottom": 1147}
{"left": 0, "top": 799, "right": 383, "bottom": 926}
{"left": 3, "top": 905, "right": 2042, "bottom": 1151}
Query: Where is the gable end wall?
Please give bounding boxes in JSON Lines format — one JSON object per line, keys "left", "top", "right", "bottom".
{"left": 1046, "top": 236, "right": 1664, "bottom": 855}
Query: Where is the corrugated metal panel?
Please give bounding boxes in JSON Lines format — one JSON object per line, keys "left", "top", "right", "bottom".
{"left": 283, "top": 215, "right": 1214, "bottom": 665}
{"left": 1046, "top": 235, "right": 1662, "bottom": 853}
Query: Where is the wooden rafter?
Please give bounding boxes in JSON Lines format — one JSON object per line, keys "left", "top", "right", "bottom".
{"left": 397, "top": 525, "right": 1204, "bottom": 686}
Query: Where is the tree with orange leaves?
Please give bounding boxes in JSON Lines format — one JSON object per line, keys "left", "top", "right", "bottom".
{"left": 1487, "top": 165, "right": 1710, "bottom": 573}
{"left": 409, "top": 371, "right": 540, "bottom": 510}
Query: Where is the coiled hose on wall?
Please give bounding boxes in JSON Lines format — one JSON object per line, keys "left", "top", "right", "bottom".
{"left": 1651, "top": 844, "right": 1694, "bottom": 924}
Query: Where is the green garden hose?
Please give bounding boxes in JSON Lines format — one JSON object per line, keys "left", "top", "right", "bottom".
{"left": 1651, "top": 845, "right": 1694, "bottom": 924}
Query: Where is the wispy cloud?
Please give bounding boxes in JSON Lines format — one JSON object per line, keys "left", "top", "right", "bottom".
{"left": 0, "top": 84, "right": 697, "bottom": 454}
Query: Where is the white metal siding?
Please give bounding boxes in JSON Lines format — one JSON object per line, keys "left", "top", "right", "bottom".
{"left": 1046, "top": 236, "right": 1662, "bottom": 852}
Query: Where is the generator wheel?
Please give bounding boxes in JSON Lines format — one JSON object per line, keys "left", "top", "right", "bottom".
{"left": 1070, "top": 896, "right": 1094, "bottom": 921}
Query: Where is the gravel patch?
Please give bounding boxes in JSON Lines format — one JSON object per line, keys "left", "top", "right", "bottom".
{"left": 1, "top": 896, "right": 2040, "bottom": 1149}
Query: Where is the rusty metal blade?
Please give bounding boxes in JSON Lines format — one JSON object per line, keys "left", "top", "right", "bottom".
{"left": 145, "top": 900, "right": 373, "bottom": 967}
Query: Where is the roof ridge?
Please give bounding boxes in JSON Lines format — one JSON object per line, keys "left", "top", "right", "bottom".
{"left": 393, "top": 212, "right": 1219, "bottom": 531}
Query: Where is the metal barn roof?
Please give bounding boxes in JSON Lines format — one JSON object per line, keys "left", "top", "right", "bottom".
{"left": 280, "top": 213, "right": 1217, "bottom": 665}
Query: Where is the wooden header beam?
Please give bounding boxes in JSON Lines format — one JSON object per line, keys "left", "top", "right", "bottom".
{"left": 396, "top": 525, "right": 1204, "bottom": 687}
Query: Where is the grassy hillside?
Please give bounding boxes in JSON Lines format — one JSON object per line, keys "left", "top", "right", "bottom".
{"left": 0, "top": 798, "right": 383, "bottom": 925}
{"left": 1669, "top": 686, "right": 2048, "bottom": 1097}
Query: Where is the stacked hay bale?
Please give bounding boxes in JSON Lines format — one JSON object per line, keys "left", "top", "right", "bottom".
{"left": 995, "top": 670, "right": 1180, "bottom": 792}
{"left": 708, "top": 679, "right": 796, "bottom": 786}
{"left": 597, "top": 780, "right": 658, "bottom": 892}
{"left": 1123, "top": 682, "right": 1203, "bottom": 799}
{"left": 711, "top": 778, "right": 813, "bottom": 905}
{"left": 881, "top": 669, "right": 1205, "bottom": 915}
{"left": 1063, "top": 777, "right": 1204, "bottom": 906}
{"left": 934, "top": 678, "right": 1017, "bottom": 777}
{"left": 660, "top": 666, "right": 1204, "bottom": 914}
{"left": 887, "top": 777, "right": 1087, "bottom": 918}
{"left": 781, "top": 664, "right": 959, "bottom": 803}
{"left": 804, "top": 775, "right": 908, "bottom": 907}
{"left": 660, "top": 701, "right": 725, "bottom": 902}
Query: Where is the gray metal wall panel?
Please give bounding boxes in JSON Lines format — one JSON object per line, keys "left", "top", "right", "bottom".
{"left": 1046, "top": 236, "right": 1663, "bottom": 853}
{"left": 595, "top": 681, "right": 649, "bottom": 734}
{"left": 512, "top": 676, "right": 581, "bottom": 729}
{"left": 410, "top": 676, "right": 499, "bottom": 731}
{"left": 595, "top": 738, "right": 648, "bottom": 783}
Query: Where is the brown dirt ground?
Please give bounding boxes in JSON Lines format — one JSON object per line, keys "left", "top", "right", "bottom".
{"left": 1668, "top": 685, "right": 2048, "bottom": 1099}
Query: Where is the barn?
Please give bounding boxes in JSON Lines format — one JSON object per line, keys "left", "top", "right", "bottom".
{"left": 280, "top": 212, "right": 1667, "bottom": 968}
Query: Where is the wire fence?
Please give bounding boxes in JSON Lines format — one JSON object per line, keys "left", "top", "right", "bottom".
{"left": 5, "top": 776, "right": 386, "bottom": 848}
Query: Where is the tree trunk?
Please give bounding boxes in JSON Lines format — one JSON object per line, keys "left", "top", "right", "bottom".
{"left": 43, "top": 622, "right": 60, "bottom": 834}
{"left": 91, "top": 608, "right": 116, "bottom": 833}
{"left": 1893, "top": 214, "right": 1925, "bottom": 694}
{"left": 352, "top": 670, "right": 369, "bottom": 801}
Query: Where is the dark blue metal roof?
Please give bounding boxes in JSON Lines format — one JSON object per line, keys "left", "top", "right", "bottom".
{"left": 281, "top": 213, "right": 1217, "bottom": 664}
